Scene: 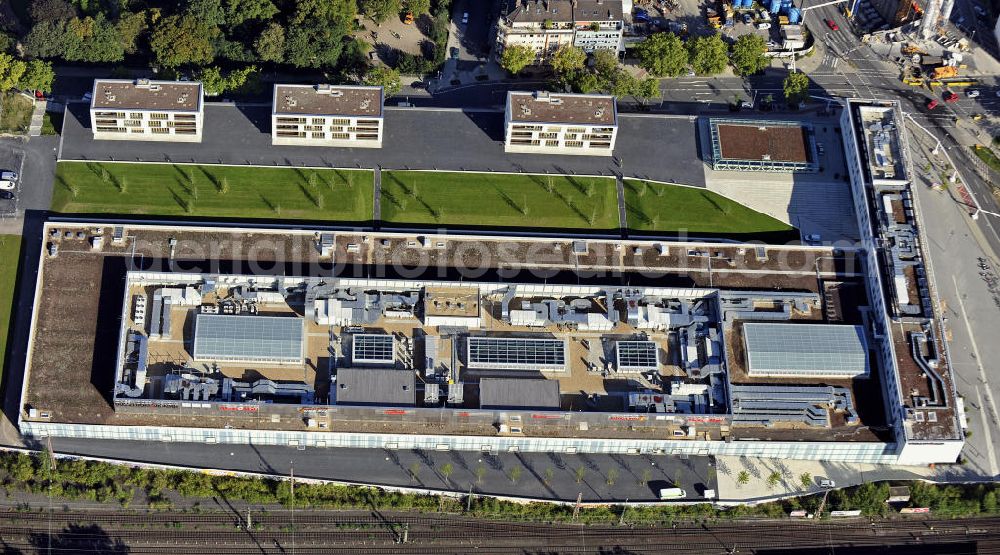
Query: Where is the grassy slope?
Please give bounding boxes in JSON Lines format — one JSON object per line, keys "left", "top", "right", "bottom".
{"left": 380, "top": 171, "right": 619, "bottom": 230}
{"left": 624, "top": 180, "right": 794, "bottom": 235}
{"left": 0, "top": 93, "right": 33, "bottom": 134}
{"left": 52, "top": 162, "right": 374, "bottom": 222}
{"left": 0, "top": 235, "right": 21, "bottom": 380}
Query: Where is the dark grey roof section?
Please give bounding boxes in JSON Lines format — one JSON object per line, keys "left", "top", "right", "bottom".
{"left": 479, "top": 378, "right": 561, "bottom": 410}
{"left": 335, "top": 368, "right": 416, "bottom": 406}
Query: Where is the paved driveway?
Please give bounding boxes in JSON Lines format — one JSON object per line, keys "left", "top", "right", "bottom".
{"left": 59, "top": 102, "right": 708, "bottom": 187}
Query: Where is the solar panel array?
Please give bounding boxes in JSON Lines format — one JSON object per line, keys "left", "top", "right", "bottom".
{"left": 193, "top": 314, "right": 303, "bottom": 363}
{"left": 743, "top": 323, "right": 869, "bottom": 378}
{"left": 467, "top": 337, "right": 567, "bottom": 371}
{"left": 352, "top": 334, "right": 395, "bottom": 365}
{"left": 616, "top": 341, "right": 659, "bottom": 371}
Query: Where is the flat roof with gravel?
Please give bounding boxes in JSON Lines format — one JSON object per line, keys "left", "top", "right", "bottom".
{"left": 273, "top": 85, "right": 383, "bottom": 117}
{"left": 91, "top": 79, "right": 202, "bottom": 111}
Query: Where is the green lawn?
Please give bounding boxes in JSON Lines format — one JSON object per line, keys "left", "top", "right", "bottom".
{"left": 0, "top": 235, "right": 21, "bottom": 380}
{"left": 972, "top": 145, "right": 1000, "bottom": 175}
{"left": 0, "top": 93, "right": 33, "bottom": 135}
{"left": 624, "top": 180, "right": 795, "bottom": 238}
{"left": 380, "top": 171, "right": 619, "bottom": 230}
{"left": 53, "top": 162, "right": 374, "bottom": 222}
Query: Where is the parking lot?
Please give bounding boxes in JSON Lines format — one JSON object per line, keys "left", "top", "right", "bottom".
{"left": 0, "top": 142, "right": 24, "bottom": 217}
{"left": 633, "top": 0, "right": 796, "bottom": 50}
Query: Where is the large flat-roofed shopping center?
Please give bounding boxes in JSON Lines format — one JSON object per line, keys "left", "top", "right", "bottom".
{"left": 18, "top": 213, "right": 961, "bottom": 465}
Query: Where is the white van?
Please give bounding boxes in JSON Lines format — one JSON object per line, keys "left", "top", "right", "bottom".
{"left": 0, "top": 180, "right": 15, "bottom": 191}
{"left": 659, "top": 488, "right": 686, "bottom": 500}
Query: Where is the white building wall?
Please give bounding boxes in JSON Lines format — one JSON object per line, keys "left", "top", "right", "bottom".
{"left": 271, "top": 114, "right": 383, "bottom": 148}
{"left": 20, "top": 420, "right": 904, "bottom": 464}
{"left": 90, "top": 108, "right": 203, "bottom": 142}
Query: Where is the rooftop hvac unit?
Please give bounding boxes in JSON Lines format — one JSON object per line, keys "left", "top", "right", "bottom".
{"left": 360, "top": 98, "right": 371, "bottom": 110}
{"left": 549, "top": 98, "right": 563, "bottom": 105}
{"left": 135, "top": 79, "right": 151, "bottom": 88}
{"left": 316, "top": 84, "right": 333, "bottom": 94}
{"left": 595, "top": 107, "right": 605, "bottom": 117}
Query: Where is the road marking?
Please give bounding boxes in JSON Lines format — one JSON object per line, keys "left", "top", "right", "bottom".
{"left": 976, "top": 388, "right": 999, "bottom": 477}
{"left": 952, "top": 274, "right": 1000, "bottom": 478}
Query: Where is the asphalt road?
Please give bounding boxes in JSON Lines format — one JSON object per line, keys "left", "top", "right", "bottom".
{"left": 42, "top": 437, "right": 714, "bottom": 503}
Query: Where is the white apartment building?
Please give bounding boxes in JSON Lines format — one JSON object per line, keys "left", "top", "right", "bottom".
{"left": 89, "top": 79, "right": 203, "bottom": 142}
{"left": 572, "top": 0, "right": 625, "bottom": 52}
{"left": 272, "top": 84, "right": 384, "bottom": 148}
{"left": 504, "top": 91, "right": 618, "bottom": 155}
{"left": 497, "top": 0, "right": 576, "bottom": 60}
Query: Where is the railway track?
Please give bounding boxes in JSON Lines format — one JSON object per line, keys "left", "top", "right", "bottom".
{"left": 2, "top": 509, "right": 999, "bottom": 554}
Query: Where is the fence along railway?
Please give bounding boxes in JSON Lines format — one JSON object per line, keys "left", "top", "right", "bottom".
{"left": 0, "top": 509, "right": 998, "bottom": 554}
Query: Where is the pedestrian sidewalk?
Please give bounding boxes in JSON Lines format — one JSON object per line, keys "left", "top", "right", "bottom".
{"left": 27, "top": 99, "right": 46, "bottom": 137}
{"left": 713, "top": 456, "right": 985, "bottom": 504}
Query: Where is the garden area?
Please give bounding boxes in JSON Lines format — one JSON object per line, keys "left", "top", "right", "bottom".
{"left": 52, "top": 162, "right": 374, "bottom": 222}
{"left": 623, "top": 179, "right": 796, "bottom": 239}
{"left": 1, "top": 450, "right": 999, "bottom": 522}
{"left": 0, "top": 93, "right": 33, "bottom": 135}
{"left": 380, "top": 171, "right": 620, "bottom": 230}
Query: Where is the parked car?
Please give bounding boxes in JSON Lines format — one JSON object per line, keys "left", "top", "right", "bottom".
{"left": 944, "top": 91, "right": 959, "bottom": 103}
{"left": 973, "top": 4, "right": 987, "bottom": 16}
{"left": 739, "top": 100, "right": 753, "bottom": 109}
{"left": 686, "top": 69, "right": 696, "bottom": 76}
{"left": 403, "top": 11, "right": 414, "bottom": 24}
{"left": 742, "top": 12, "right": 753, "bottom": 24}
{"left": 819, "top": 479, "right": 836, "bottom": 488}
{"left": 0, "top": 170, "right": 18, "bottom": 181}
{"left": 461, "top": 11, "right": 469, "bottom": 24}
{"left": 659, "top": 488, "right": 687, "bottom": 499}
{"left": 926, "top": 98, "right": 939, "bottom": 110}
{"left": 756, "top": 22, "right": 771, "bottom": 29}
{"left": 966, "top": 89, "right": 980, "bottom": 98}
{"left": 825, "top": 18, "right": 839, "bottom": 30}
{"left": 449, "top": 47, "right": 460, "bottom": 59}
{"left": 0, "top": 190, "right": 13, "bottom": 200}
{"left": 0, "top": 180, "right": 15, "bottom": 191}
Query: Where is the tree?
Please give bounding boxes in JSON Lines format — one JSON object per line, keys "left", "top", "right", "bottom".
{"left": 0, "top": 53, "right": 27, "bottom": 92}
{"left": 30, "top": 0, "right": 77, "bottom": 23}
{"left": 225, "top": 0, "right": 279, "bottom": 26}
{"left": 783, "top": 70, "right": 809, "bottom": 107}
{"left": 543, "top": 467, "right": 555, "bottom": 486}
{"left": 766, "top": 471, "right": 781, "bottom": 490}
{"left": 475, "top": 463, "right": 487, "bottom": 485}
{"left": 730, "top": 34, "right": 768, "bottom": 76}
{"left": 509, "top": 465, "right": 522, "bottom": 484}
{"left": 284, "top": 22, "right": 349, "bottom": 68}
{"left": 736, "top": 470, "right": 750, "bottom": 487}
{"left": 633, "top": 77, "right": 661, "bottom": 106}
{"left": 408, "top": 462, "right": 421, "bottom": 482}
{"left": 254, "top": 22, "right": 285, "bottom": 62}
{"left": 198, "top": 65, "right": 258, "bottom": 96}
{"left": 605, "top": 467, "right": 619, "bottom": 486}
{"left": 634, "top": 32, "right": 688, "bottom": 77}
{"left": 186, "top": 0, "right": 226, "bottom": 26}
{"left": 550, "top": 44, "right": 586, "bottom": 77}
{"left": 364, "top": 66, "right": 401, "bottom": 97}
{"left": 150, "top": 15, "right": 217, "bottom": 67}
{"left": 18, "top": 60, "right": 55, "bottom": 93}
{"left": 500, "top": 44, "right": 535, "bottom": 75}
{"left": 687, "top": 33, "right": 728, "bottom": 76}
{"left": 116, "top": 11, "right": 147, "bottom": 55}
{"left": 439, "top": 463, "right": 454, "bottom": 485}
{"left": 799, "top": 472, "right": 813, "bottom": 489}
{"left": 592, "top": 49, "right": 619, "bottom": 82}
{"left": 574, "top": 466, "right": 587, "bottom": 484}
{"left": 406, "top": 0, "right": 432, "bottom": 16}
{"left": 361, "top": 0, "right": 402, "bottom": 23}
